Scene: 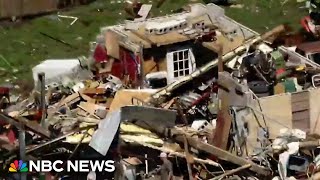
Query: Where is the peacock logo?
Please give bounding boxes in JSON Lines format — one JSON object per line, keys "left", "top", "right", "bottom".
{"left": 9, "top": 160, "right": 28, "bottom": 172}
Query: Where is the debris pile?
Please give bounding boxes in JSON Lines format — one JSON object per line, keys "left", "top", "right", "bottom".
{"left": 3, "top": 2, "right": 320, "bottom": 180}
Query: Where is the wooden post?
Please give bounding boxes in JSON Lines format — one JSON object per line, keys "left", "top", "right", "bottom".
{"left": 213, "top": 45, "right": 232, "bottom": 150}
{"left": 38, "top": 73, "right": 46, "bottom": 128}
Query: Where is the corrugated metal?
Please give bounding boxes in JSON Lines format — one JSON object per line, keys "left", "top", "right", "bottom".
{"left": 0, "top": 0, "right": 57, "bottom": 18}
{"left": 291, "top": 91, "right": 310, "bottom": 132}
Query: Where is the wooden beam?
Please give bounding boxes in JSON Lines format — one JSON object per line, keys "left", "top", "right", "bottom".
{"left": 213, "top": 44, "right": 232, "bottom": 150}
{"left": 17, "top": 117, "right": 50, "bottom": 138}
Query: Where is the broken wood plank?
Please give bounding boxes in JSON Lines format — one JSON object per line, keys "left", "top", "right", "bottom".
{"left": 82, "top": 88, "right": 106, "bottom": 95}
{"left": 170, "top": 129, "right": 270, "bottom": 176}
{"left": 77, "top": 104, "right": 101, "bottom": 120}
{"left": 57, "top": 93, "right": 81, "bottom": 108}
{"left": 0, "top": 113, "right": 50, "bottom": 138}
{"left": 210, "top": 164, "right": 251, "bottom": 180}
{"left": 124, "top": 136, "right": 220, "bottom": 167}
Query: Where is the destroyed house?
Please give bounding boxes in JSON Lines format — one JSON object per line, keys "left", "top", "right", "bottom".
{"left": 91, "top": 3, "right": 257, "bottom": 87}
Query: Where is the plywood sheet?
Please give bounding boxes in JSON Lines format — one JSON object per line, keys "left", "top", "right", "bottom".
{"left": 245, "top": 93, "right": 292, "bottom": 155}
{"left": 259, "top": 94, "right": 292, "bottom": 139}
{"left": 105, "top": 31, "right": 120, "bottom": 59}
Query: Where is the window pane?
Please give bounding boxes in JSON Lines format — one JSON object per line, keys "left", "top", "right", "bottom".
{"left": 179, "top": 51, "right": 183, "bottom": 60}
{"left": 174, "top": 71, "right": 178, "bottom": 77}
{"left": 174, "top": 62, "right": 178, "bottom": 70}
{"left": 179, "top": 70, "right": 184, "bottom": 76}
{"left": 184, "top": 60, "right": 189, "bottom": 69}
{"left": 173, "top": 53, "right": 178, "bottom": 61}
{"left": 184, "top": 50, "right": 188, "bottom": 59}
{"left": 179, "top": 61, "right": 183, "bottom": 69}
{"left": 185, "top": 70, "right": 189, "bottom": 75}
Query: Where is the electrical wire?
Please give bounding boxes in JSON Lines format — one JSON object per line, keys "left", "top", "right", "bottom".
{"left": 247, "top": 105, "right": 291, "bottom": 129}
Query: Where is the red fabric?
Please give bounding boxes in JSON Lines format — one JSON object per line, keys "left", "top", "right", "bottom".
{"left": 0, "top": 87, "right": 9, "bottom": 95}
{"left": 96, "top": 48, "right": 139, "bottom": 84}
{"left": 93, "top": 44, "right": 108, "bottom": 63}
{"left": 34, "top": 110, "right": 43, "bottom": 122}
{"left": 276, "top": 68, "right": 286, "bottom": 75}
{"left": 301, "top": 16, "right": 311, "bottom": 33}
{"left": 110, "top": 49, "right": 138, "bottom": 82}
{"left": 6, "top": 129, "right": 16, "bottom": 144}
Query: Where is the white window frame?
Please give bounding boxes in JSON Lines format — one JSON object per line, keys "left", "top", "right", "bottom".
{"left": 166, "top": 48, "right": 196, "bottom": 83}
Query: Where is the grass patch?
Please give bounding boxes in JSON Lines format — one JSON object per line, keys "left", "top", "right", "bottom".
{"left": 225, "top": 0, "right": 307, "bottom": 33}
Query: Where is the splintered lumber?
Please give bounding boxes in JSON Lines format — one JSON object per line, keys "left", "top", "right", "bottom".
{"left": 25, "top": 127, "right": 94, "bottom": 154}
{"left": 210, "top": 164, "right": 252, "bottom": 180}
{"left": 170, "top": 129, "right": 270, "bottom": 176}
{"left": 125, "top": 137, "right": 220, "bottom": 167}
{"left": 125, "top": 111, "right": 270, "bottom": 175}
{"left": 148, "top": 25, "right": 286, "bottom": 104}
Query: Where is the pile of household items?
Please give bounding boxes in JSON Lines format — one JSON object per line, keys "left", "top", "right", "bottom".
{"left": 3, "top": 2, "right": 320, "bottom": 180}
